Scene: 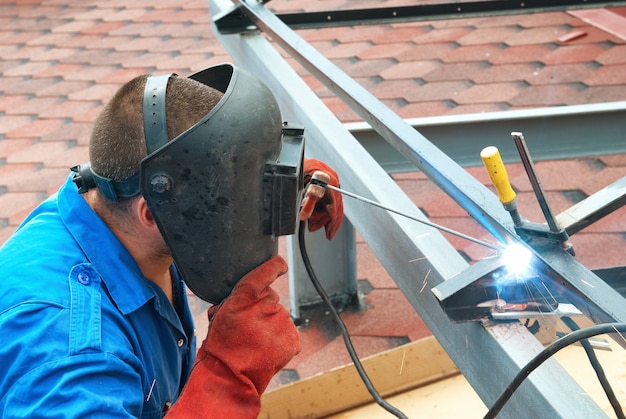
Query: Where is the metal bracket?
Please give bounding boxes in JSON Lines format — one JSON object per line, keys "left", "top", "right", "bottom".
{"left": 514, "top": 221, "right": 571, "bottom": 246}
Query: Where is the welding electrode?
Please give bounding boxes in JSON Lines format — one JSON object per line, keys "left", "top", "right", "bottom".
{"left": 299, "top": 171, "right": 331, "bottom": 221}
{"left": 480, "top": 146, "right": 523, "bottom": 227}
{"left": 308, "top": 171, "right": 502, "bottom": 251}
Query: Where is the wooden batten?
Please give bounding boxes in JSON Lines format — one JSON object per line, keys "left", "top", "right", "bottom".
{"left": 260, "top": 336, "right": 460, "bottom": 418}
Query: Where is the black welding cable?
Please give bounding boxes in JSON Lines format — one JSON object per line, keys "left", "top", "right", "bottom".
{"left": 560, "top": 317, "right": 626, "bottom": 419}
{"left": 484, "top": 323, "right": 626, "bottom": 419}
{"left": 298, "top": 221, "right": 409, "bottom": 419}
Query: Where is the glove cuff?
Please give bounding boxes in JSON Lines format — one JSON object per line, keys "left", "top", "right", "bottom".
{"left": 167, "top": 349, "right": 261, "bottom": 418}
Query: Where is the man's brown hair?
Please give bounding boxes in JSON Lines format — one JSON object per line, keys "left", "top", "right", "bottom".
{"left": 88, "top": 74, "right": 223, "bottom": 215}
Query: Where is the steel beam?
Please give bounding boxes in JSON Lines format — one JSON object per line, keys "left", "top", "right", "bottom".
{"left": 345, "top": 102, "right": 626, "bottom": 172}
{"left": 209, "top": 0, "right": 622, "bottom": 416}
{"left": 557, "top": 176, "right": 626, "bottom": 236}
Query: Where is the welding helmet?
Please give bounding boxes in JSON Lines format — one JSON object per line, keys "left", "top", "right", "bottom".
{"left": 72, "top": 63, "right": 304, "bottom": 303}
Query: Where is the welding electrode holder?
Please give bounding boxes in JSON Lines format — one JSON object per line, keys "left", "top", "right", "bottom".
{"left": 298, "top": 171, "right": 331, "bottom": 221}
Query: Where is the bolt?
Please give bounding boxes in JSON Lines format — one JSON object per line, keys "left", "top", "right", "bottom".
{"left": 151, "top": 174, "right": 171, "bottom": 194}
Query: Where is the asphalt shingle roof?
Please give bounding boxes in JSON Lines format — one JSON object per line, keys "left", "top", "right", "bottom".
{"left": 1, "top": 0, "right": 625, "bottom": 392}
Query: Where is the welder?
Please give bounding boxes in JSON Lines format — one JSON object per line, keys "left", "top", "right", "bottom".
{"left": 0, "top": 63, "right": 343, "bottom": 417}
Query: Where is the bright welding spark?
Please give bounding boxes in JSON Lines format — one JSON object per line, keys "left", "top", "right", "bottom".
{"left": 502, "top": 244, "right": 533, "bottom": 277}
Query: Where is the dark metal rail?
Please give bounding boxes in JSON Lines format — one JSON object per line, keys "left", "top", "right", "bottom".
{"left": 216, "top": 0, "right": 626, "bottom": 31}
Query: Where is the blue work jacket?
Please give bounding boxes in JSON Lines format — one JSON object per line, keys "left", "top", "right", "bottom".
{"left": 0, "top": 175, "right": 197, "bottom": 418}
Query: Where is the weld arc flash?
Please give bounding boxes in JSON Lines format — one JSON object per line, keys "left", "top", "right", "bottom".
{"left": 72, "top": 63, "right": 305, "bottom": 304}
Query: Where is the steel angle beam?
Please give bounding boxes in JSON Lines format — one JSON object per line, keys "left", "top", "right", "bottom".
{"left": 208, "top": 0, "right": 620, "bottom": 416}
{"left": 557, "top": 176, "right": 626, "bottom": 236}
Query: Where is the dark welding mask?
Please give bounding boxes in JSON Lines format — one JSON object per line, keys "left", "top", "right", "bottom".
{"left": 72, "top": 63, "right": 305, "bottom": 304}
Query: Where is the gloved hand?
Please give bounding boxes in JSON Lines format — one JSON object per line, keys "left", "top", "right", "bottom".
{"left": 166, "top": 255, "right": 301, "bottom": 418}
{"left": 303, "top": 158, "right": 344, "bottom": 240}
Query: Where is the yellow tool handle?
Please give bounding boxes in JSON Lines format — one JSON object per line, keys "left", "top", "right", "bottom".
{"left": 480, "top": 146, "right": 516, "bottom": 205}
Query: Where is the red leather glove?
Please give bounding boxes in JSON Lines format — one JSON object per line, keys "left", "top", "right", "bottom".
{"left": 303, "top": 158, "right": 344, "bottom": 240}
{"left": 166, "top": 255, "right": 301, "bottom": 418}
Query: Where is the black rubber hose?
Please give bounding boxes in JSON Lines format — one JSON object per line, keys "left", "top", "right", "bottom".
{"left": 484, "top": 322, "right": 626, "bottom": 418}
{"left": 298, "top": 221, "right": 409, "bottom": 419}
{"left": 560, "top": 317, "right": 625, "bottom": 419}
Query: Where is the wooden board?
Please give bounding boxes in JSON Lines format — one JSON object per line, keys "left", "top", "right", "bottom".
{"left": 260, "top": 336, "right": 460, "bottom": 418}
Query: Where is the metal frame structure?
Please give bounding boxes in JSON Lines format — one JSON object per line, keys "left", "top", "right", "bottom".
{"left": 209, "top": 0, "right": 626, "bottom": 417}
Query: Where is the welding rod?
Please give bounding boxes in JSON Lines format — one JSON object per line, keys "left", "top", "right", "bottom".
{"left": 323, "top": 184, "right": 503, "bottom": 251}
